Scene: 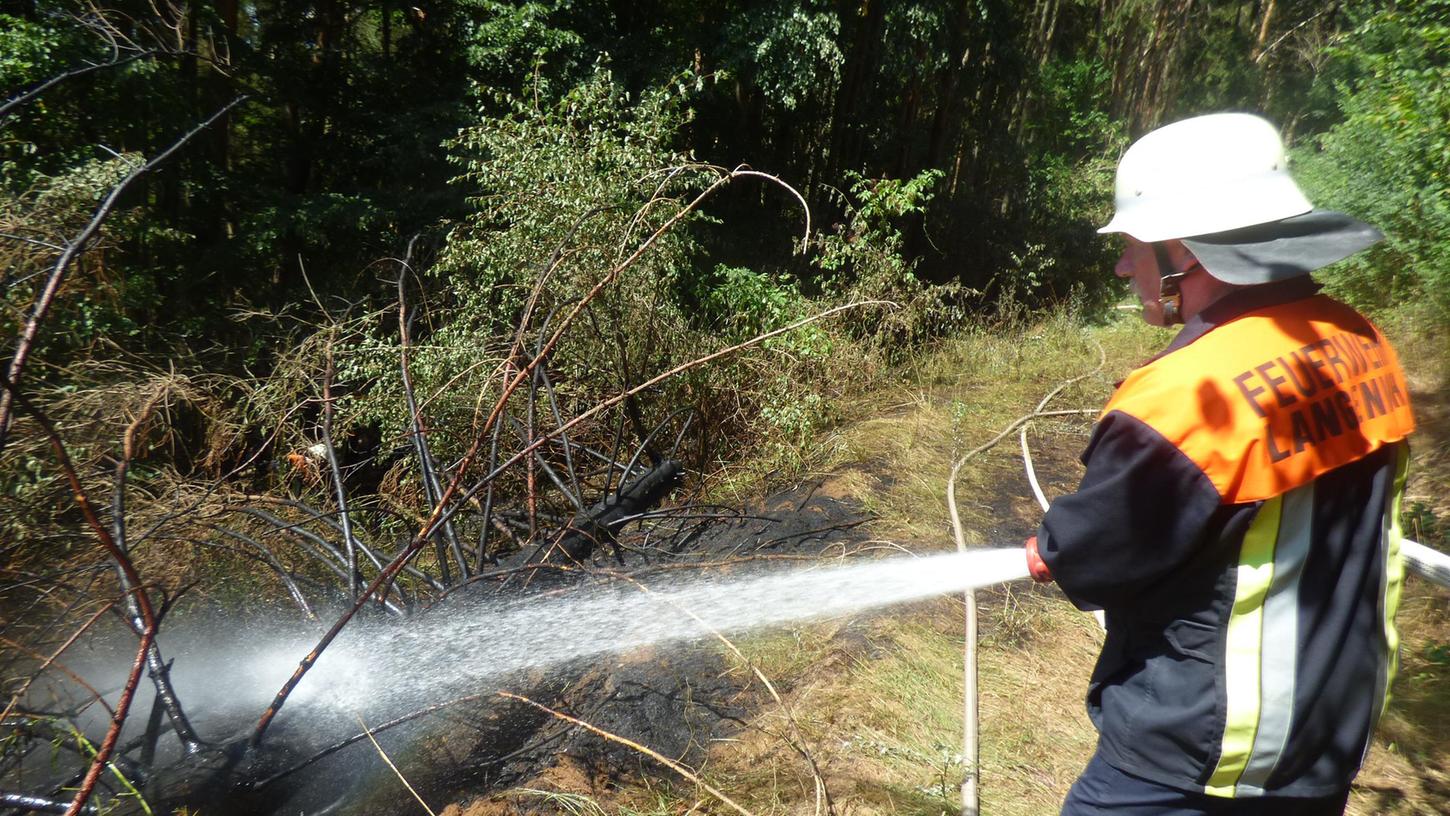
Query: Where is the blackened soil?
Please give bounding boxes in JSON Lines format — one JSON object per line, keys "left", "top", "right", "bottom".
{"left": 140, "top": 479, "right": 882, "bottom": 816}
{"left": 409, "top": 481, "right": 882, "bottom": 816}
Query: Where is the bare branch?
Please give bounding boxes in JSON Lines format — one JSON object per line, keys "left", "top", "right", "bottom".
{"left": 397, "top": 261, "right": 466, "bottom": 582}
{"left": 1255, "top": 7, "right": 1333, "bottom": 64}
{"left": 250, "top": 168, "right": 854, "bottom": 747}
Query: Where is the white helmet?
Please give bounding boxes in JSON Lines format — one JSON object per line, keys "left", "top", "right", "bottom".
{"left": 1100, "top": 112, "right": 1382, "bottom": 288}
{"left": 1099, "top": 113, "right": 1312, "bottom": 242}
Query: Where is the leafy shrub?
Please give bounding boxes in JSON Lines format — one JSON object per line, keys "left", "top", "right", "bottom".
{"left": 817, "top": 170, "right": 972, "bottom": 353}
{"left": 1292, "top": 2, "right": 1450, "bottom": 323}
{"left": 301, "top": 65, "right": 869, "bottom": 489}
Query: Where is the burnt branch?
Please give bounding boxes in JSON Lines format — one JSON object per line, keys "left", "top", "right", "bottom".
{"left": 397, "top": 264, "right": 465, "bottom": 583}
{"left": 238, "top": 509, "right": 407, "bottom": 615}
{"left": 531, "top": 459, "right": 683, "bottom": 566}
{"left": 319, "top": 341, "right": 361, "bottom": 600}
{"left": 110, "top": 390, "right": 203, "bottom": 755}
{"left": 0, "top": 790, "right": 97, "bottom": 815}
{"left": 208, "top": 529, "right": 317, "bottom": 619}
{"left": 474, "top": 404, "right": 506, "bottom": 571}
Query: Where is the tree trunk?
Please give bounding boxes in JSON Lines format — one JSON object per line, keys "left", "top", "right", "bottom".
{"left": 382, "top": 0, "right": 391, "bottom": 61}
{"left": 1253, "top": 0, "right": 1278, "bottom": 58}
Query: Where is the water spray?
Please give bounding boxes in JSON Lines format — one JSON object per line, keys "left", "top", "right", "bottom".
{"left": 164, "top": 548, "right": 1032, "bottom": 723}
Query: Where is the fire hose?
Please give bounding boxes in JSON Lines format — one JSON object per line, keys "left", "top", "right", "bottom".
{"left": 1401, "top": 538, "right": 1450, "bottom": 588}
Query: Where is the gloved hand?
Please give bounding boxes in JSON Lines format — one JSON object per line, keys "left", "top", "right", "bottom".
{"left": 1025, "top": 535, "right": 1053, "bottom": 583}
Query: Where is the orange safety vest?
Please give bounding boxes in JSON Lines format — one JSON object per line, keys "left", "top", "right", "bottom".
{"left": 1103, "top": 294, "right": 1414, "bottom": 504}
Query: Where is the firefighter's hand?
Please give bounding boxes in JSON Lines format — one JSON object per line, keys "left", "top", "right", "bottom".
{"left": 1025, "top": 535, "right": 1053, "bottom": 583}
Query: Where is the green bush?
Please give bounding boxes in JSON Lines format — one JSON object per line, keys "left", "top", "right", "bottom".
{"left": 1293, "top": 2, "right": 1450, "bottom": 323}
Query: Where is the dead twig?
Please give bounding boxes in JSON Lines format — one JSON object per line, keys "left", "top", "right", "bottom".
{"left": 353, "top": 712, "right": 437, "bottom": 816}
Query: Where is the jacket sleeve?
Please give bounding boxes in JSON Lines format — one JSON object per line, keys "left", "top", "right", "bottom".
{"left": 1036, "top": 410, "right": 1224, "bottom": 610}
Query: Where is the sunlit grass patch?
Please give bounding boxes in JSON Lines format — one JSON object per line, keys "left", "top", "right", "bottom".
{"left": 1352, "top": 577, "right": 1450, "bottom": 814}
{"left": 976, "top": 587, "right": 1103, "bottom": 814}
{"left": 832, "top": 308, "right": 1165, "bottom": 544}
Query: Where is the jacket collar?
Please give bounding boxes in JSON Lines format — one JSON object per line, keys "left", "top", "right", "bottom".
{"left": 1160, "top": 276, "right": 1323, "bottom": 357}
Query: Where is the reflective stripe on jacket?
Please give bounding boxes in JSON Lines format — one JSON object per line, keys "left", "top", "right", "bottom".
{"left": 1037, "top": 280, "right": 1414, "bottom": 798}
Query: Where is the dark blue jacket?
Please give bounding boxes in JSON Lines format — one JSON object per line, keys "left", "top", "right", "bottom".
{"left": 1037, "top": 279, "right": 1414, "bottom": 798}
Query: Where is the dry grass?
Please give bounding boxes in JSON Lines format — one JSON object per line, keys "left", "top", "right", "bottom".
{"left": 827, "top": 309, "right": 1167, "bottom": 544}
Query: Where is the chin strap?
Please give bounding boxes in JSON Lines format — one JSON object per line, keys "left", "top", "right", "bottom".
{"left": 1152, "top": 242, "right": 1188, "bottom": 325}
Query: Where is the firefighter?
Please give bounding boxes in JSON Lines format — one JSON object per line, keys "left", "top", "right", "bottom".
{"left": 1025, "top": 113, "right": 1415, "bottom": 815}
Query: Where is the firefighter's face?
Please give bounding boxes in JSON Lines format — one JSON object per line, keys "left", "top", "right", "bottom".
{"left": 1115, "top": 237, "right": 1192, "bottom": 327}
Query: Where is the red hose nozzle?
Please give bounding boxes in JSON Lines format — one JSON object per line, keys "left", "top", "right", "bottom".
{"left": 1025, "top": 535, "right": 1053, "bottom": 583}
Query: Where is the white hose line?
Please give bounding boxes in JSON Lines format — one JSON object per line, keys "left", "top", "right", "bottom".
{"left": 1021, "top": 423, "right": 1105, "bottom": 628}
{"left": 1019, "top": 425, "right": 1050, "bottom": 514}
{"left": 1403, "top": 538, "right": 1450, "bottom": 589}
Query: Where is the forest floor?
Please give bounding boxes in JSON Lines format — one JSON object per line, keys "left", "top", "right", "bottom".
{"left": 432, "top": 309, "right": 1450, "bottom": 816}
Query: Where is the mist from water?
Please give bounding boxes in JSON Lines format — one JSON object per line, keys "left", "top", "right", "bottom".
{"left": 65, "top": 549, "right": 1030, "bottom": 738}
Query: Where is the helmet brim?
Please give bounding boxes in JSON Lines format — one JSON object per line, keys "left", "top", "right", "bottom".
{"left": 1180, "top": 210, "right": 1383, "bottom": 285}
